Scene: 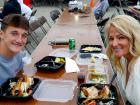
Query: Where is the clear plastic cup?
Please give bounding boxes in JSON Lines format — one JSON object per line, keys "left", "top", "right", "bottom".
{"left": 22, "top": 52, "right": 37, "bottom": 76}
{"left": 77, "top": 68, "right": 87, "bottom": 85}
{"left": 88, "top": 63, "right": 107, "bottom": 74}
{"left": 23, "top": 63, "right": 37, "bottom": 76}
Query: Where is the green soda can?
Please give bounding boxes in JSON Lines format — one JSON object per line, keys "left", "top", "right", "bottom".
{"left": 69, "top": 38, "right": 75, "bottom": 50}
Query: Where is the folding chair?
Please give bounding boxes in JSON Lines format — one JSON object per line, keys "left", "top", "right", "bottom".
{"left": 114, "top": 6, "right": 121, "bottom": 15}
{"left": 111, "top": 13, "right": 116, "bottom": 19}
{"left": 47, "top": 0, "right": 55, "bottom": 6}
{"left": 110, "top": 0, "right": 122, "bottom": 7}
{"left": 50, "top": 10, "right": 60, "bottom": 22}
{"left": 31, "top": 0, "right": 41, "bottom": 6}
{"left": 28, "top": 9, "right": 37, "bottom": 21}
{"left": 123, "top": 8, "right": 139, "bottom": 20}
{"left": 123, "top": 9, "right": 133, "bottom": 15}
{"left": 24, "top": 36, "right": 36, "bottom": 54}
{"left": 97, "top": 17, "right": 110, "bottom": 33}
{"left": 97, "top": 12, "right": 116, "bottom": 44}
{"left": 36, "top": 16, "right": 51, "bottom": 34}
{"left": 29, "top": 20, "right": 41, "bottom": 44}
{"left": 133, "top": 15, "right": 139, "bottom": 20}
{"left": 61, "top": 7, "right": 64, "bottom": 12}
{"left": 57, "top": 0, "right": 65, "bottom": 9}
{"left": 129, "top": 13, "right": 140, "bottom": 21}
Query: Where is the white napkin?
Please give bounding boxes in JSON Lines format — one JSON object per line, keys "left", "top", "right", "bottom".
{"left": 65, "top": 58, "right": 80, "bottom": 73}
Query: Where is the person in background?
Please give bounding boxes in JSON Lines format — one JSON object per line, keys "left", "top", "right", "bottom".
{"left": 105, "top": 15, "right": 140, "bottom": 105}
{"left": 93, "top": 0, "right": 109, "bottom": 19}
{"left": 0, "top": 14, "right": 29, "bottom": 85}
{"left": 0, "top": 0, "right": 21, "bottom": 19}
{"left": 23, "top": 0, "right": 32, "bottom": 8}
{"left": 17, "top": 0, "right": 32, "bottom": 20}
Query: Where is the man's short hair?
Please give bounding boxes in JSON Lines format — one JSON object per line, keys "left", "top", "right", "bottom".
{"left": 1, "top": 14, "right": 29, "bottom": 31}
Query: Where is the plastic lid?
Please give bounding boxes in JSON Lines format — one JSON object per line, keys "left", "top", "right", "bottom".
{"left": 85, "top": 72, "right": 109, "bottom": 84}
{"left": 33, "top": 79, "right": 77, "bottom": 102}
{"left": 76, "top": 53, "right": 90, "bottom": 65}
{"left": 76, "top": 53, "right": 108, "bottom": 65}
{"left": 88, "top": 63, "right": 108, "bottom": 74}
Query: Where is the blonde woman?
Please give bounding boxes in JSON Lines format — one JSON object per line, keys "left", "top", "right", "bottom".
{"left": 105, "top": 15, "right": 140, "bottom": 105}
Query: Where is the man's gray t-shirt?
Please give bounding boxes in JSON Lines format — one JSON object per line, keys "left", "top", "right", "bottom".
{"left": 0, "top": 52, "right": 23, "bottom": 85}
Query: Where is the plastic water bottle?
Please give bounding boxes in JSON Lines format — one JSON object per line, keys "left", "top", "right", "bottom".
{"left": 22, "top": 53, "right": 37, "bottom": 76}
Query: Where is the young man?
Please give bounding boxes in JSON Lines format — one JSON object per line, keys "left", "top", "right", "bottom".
{"left": 0, "top": 14, "right": 29, "bottom": 85}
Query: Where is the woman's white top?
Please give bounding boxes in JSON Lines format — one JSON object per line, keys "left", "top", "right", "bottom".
{"left": 117, "top": 57, "right": 140, "bottom": 105}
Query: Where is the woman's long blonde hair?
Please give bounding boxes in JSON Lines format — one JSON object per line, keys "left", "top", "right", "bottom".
{"left": 105, "top": 15, "right": 140, "bottom": 72}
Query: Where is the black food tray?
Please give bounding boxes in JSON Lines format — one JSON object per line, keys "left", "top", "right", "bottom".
{"left": 80, "top": 45, "right": 102, "bottom": 53}
{"left": 0, "top": 77, "right": 41, "bottom": 99}
{"left": 35, "top": 56, "right": 65, "bottom": 72}
{"left": 77, "top": 83, "right": 118, "bottom": 105}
